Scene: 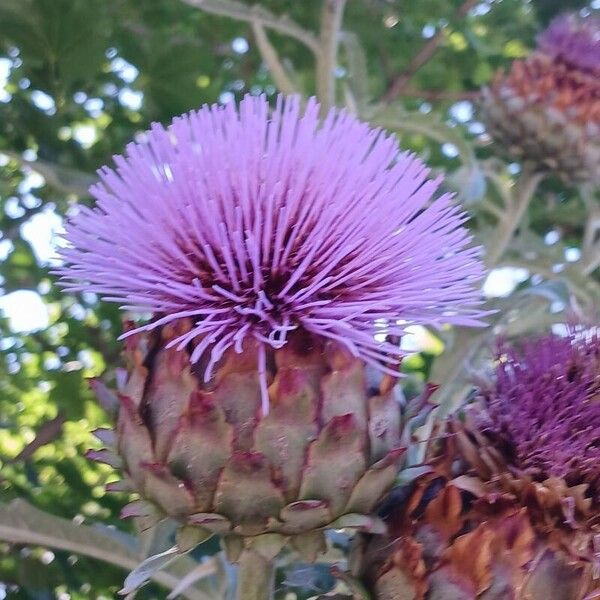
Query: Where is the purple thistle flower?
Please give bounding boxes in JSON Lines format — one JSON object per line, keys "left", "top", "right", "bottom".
{"left": 481, "top": 332, "right": 600, "bottom": 497}
{"left": 537, "top": 13, "right": 600, "bottom": 75}
{"left": 58, "top": 95, "right": 485, "bottom": 400}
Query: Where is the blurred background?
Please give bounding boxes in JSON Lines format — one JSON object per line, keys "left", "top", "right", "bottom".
{"left": 0, "top": 0, "right": 598, "bottom": 598}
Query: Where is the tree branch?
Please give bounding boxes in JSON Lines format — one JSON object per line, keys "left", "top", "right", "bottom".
{"left": 479, "top": 198, "right": 504, "bottom": 220}
{"left": 180, "top": 0, "right": 320, "bottom": 55}
{"left": 2, "top": 205, "right": 46, "bottom": 241}
{"left": 316, "top": 0, "right": 347, "bottom": 113}
{"left": 381, "top": 0, "right": 479, "bottom": 103}
{"left": 6, "top": 414, "right": 66, "bottom": 464}
{"left": 251, "top": 22, "right": 297, "bottom": 95}
{"left": 582, "top": 247, "right": 600, "bottom": 275}
{"left": 3, "top": 151, "right": 95, "bottom": 197}
{"left": 0, "top": 500, "right": 214, "bottom": 600}
{"left": 398, "top": 87, "right": 481, "bottom": 101}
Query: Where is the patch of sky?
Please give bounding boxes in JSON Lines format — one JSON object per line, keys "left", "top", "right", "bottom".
{"left": 0, "top": 290, "right": 49, "bottom": 332}
{"left": 31, "top": 90, "right": 56, "bottom": 115}
{"left": 84, "top": 97, "right": 104, "bottom": 116}
{"left": 422, "top": 24, "right": 436, "bottom": 38}
{"left": 449, "top": 101, "right": 473, "bottom": 123}
{"left": 110, "top": 57, "right": 139, "bottom": 83}
{"left": 565, "top": 247, "right": 581, "bottom": 262}
{"left": 102, "top": 83, "right": 119, "bottom": 97}
{"left": 232, "top": 37, "right": 249, "bottom": 54}
{"left": 483, "top": 267, "right": 529, "bottom": 297}
{"left": 400, "top": 325, "right": 438, "bottom": 352}
{"left": 441, "top": 143, "right": 459, "bottom": 158}
{"left": 468, "top": 122, "right": 485, "bottom": 135}
{"left": 471, "top": 2, "right": 492, "bottom": 16}
{"left": 72, "top": 124, "right": 97, "bottom": 148}
{"left": 0, "top": 239, "right": 13, "bottom": 261}
{"left": 118, "top": 87, "right": 143, "bottom": 110}
{"left": 82, "top": 292, "right": 98, "bottom": 305}
{"left": 0, "top": 58, "right": 12, "bottom": 102}
{"left": 18, "top": 170, "right": 45, "bottom": 194}
{"left": 22, "top": 194, "right": 42, "bottom": 209}
{"left": 4, "top": 197, "right": 25, "bottom": 218}
{"left": 20, "top": 205, "right": 64, "bottom": 265}
{"left": 38, "top": 280, "right": 51, "bottom": 295}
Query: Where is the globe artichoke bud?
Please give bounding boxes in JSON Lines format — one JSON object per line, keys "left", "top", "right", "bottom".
{"left": 353, "top": 331, "right": 600, "bottom": 599}
{"left": 57, "top": 94, "right": 485, "bottom": 589}
{"left": 91, "top": 324, "right": 445, "bottom": 558}
{"left": 480, "top": 13, "right": 600, "bottom": 185}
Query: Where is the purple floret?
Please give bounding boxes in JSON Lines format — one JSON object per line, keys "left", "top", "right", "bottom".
{"left": 483, "top": 332, "right": 600, "bottom": 496}
{"left": 57, "top": 95, "right": 486, "bottom": 389}
{"left": 538, "top": 13, "right": 600, "bottom": 75}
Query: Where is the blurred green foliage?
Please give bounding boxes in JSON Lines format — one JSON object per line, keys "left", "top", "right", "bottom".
{"left": 0, "top": 0, "right": 598, "bottom": 597}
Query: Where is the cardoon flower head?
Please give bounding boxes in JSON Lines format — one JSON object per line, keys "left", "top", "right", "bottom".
{"left": 66, "top": 98, "right": 486, "bottom": 579}
{"left": 354, "top": 332, "right": 600, "bottom": 599}
{"left": 59, "top": 95, "right": 484, "bottom": 406}
{"left": 481, "top": 332, "right": 600, "bottom": 496}
{"left": 538, "top": 13, "right": 600, "bottom": 75}
{"left": 480, "top": 13, "right": 600, "bottom": 185}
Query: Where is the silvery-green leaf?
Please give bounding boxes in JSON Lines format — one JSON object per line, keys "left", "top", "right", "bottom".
{"left": 120, "top": 546, "right": 181, "bottom": 596}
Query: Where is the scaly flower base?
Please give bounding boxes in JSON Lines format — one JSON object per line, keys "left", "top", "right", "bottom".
{"left": 352, "top": 332, "right": 600, "bottom": 599}
{"left": 89, "top": 322, "right": 443, "bottom": 596}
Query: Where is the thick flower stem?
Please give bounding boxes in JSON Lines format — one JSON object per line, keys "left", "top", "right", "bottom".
{"left": 236, "top": 550, "right": 275, "bottom": 600}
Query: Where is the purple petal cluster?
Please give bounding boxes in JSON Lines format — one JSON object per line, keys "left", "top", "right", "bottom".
{"left": 537, "top": 13, "right": 600, "bottom": 75}
{"left": 482, "top": 332, "right": 600, "bottom": 496}
{"left": 58, "top": 95, "right": 485, "bottom": 383}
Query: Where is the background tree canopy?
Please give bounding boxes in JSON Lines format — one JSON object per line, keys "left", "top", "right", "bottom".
{"left": 0, "top": 0, "right": 598, "bottom": 598}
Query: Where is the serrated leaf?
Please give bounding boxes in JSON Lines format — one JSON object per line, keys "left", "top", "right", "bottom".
{"left": 119, "top": 546, "right": 180, "bottom": 596}
{"left": 518, "top": 279, "right": 570, "bottom": 305}
{"left": 176, "top": 526, "right": 213, "bottom": 553}
{"left": 0, "top": 500, "right": 214, "bottom": 599}
{"left": 0, "top": 498, "right": 138, "bottom": 570}
{"left": 366, "top": 105, "right": 477, "bottom": 170}
{"left": 166, "top": 560, "right": 218, "bottom": 600}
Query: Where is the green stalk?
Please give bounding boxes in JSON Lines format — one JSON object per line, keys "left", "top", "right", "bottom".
{"left": 236, "top": 549, "right": 275, "bottom": 600}
{"left": 484, "top": 163, "right": 544, "bottom": 266}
